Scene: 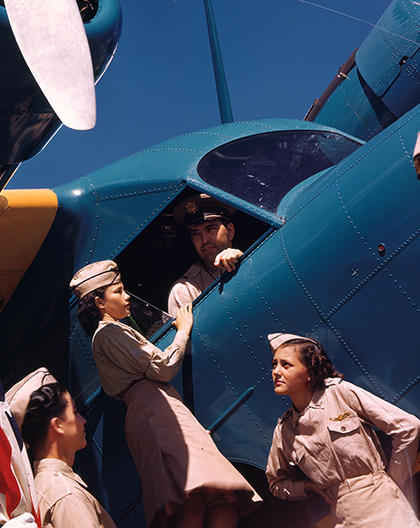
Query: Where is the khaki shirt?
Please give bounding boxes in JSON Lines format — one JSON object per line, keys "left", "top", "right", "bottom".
{"left": 168, "top": 262, "right": 220, "bottom": 317}
{"left": 34, "top": 459, "right": 116, "bottom": 528}
{"left": 92, "top": 320, "right": 189, "bottom": 400}
{"left": 266, "top": 378, "right": 420, "bottom": 502}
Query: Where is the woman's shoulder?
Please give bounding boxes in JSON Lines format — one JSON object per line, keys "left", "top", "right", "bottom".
{"left": 323, "top": 377, "right": 351, "bottom": 393}
{"left": 35, "top": 462, "right": 73, "bottom": 503}
{"left": 93, "top": 320, "right": 146, "bottom": 345}
{"left": 95, "top": 319, "right": 132, "bottom": 336}
{"left": 323, "top": 378, "right": 360, "bottom": 402}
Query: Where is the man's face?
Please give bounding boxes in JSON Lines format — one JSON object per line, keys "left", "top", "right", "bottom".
{"left": 190, "top": 219, "right": 235, "bottom": 268}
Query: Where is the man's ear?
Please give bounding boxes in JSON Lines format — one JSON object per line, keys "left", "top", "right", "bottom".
{"left": 227, "top": 222, "right": 235, "bottom": 241}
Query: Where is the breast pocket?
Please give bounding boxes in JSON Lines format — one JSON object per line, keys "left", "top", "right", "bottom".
{"left": 327, "top": 416, "right": 360, "bottom": 436}
{"left": 328, "top": 415, "right": 365, "bottom": 461}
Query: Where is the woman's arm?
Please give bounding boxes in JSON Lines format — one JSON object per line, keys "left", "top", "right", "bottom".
{"left": 145, "top": 304, "right": 193, "bottom": 382}
{"left": 342, "top": 381, "right": 420, "bottom": 491}
{"left": 93, "top": 305, "right": 193, "bottom": 387}
{"left": 266, "top": 426, "right": 308, "bottom": 501}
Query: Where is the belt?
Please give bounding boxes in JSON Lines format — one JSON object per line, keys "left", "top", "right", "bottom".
{"left": 334, "top": 470, "right": 386, "bottom": 499}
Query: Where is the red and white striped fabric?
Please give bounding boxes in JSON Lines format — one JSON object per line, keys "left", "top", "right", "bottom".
{"left": 0, "top": 383, "right": 40, "bottom": 527}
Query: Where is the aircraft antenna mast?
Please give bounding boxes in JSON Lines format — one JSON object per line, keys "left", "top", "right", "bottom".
{"left": 203, "top": 0, "right": 233, "bottom": 123}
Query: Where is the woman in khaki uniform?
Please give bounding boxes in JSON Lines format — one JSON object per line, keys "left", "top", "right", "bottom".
{"left": 20, "top": 380, "right": 116, "bottom": 528}
{"left": 70, "top": 260, "right": 260, "bottom": 528}
{"left": 266, "top": 332, "right": 420, "bottom": 528}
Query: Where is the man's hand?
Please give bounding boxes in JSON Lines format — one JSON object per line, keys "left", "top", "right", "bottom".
{"left": 214, "top": 248, "right": 243, "bottom": 272}
{"left": 3, "top": 513, "right": 37, "bottom": 528}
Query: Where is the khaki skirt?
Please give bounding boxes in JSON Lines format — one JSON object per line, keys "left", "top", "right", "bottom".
{"left": 124, "top": 378, "right": 261, "bottom": 527}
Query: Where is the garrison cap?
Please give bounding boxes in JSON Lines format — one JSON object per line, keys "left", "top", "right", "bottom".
{"left": 268, "top": 333, "right": 318, "bottom": 354}
{"left": 172, "top": 194, "right": 236, "bottom": 228}
{"left": 70, "top": 260, "right": 121, "bottom": 299}
{"left": 6, "top": 367, "right": 57, "bottom": 431}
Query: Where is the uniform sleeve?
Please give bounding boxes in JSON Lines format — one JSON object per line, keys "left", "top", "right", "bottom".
{"left": 94, "top": 323, "right": 190, "bottom": 384}
{"left": 167, "top": 281, "right": 200, "bottom": 318}
{"left": 341, "top": 381, "right": 420, "bottom": 492}
{"left": 266, "top": 425, "right": 308, "bottom": 501}
{"left": 51, "top": 493, "right": 114, "bottom": 528}
{"left": 145, "top": 330, "right": 190, "bottom": 382}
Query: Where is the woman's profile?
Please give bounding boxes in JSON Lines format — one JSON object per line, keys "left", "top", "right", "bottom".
{"left": 16, "top": 375, "right": 117, "bottom": 528}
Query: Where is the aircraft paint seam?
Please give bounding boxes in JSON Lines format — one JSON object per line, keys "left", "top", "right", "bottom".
{"left": 280, "top": 221, "right": 420, "bottom": 402}
{"left": 279, "top": 228, "right": 386, "bottom": 399}
{"left": 220, "top": 294, "right": 270, "bottom": 385}
{"left": 284, "top": 105, "right": 420, "bottom": 223}
{"left": 108, "top": 186, "right": 185, "bottom": 259}
{"left": 194, "top": 323, "right": 270, "bottom": 447}
{"left": 333, "top": 177, "right": 420, "bottom": 320}
{"left": 140, "top": 120, "right": 340, "bottom": 158}
{"left": 390, "top": 375, "right": 420, "bottom": 404}
{"left": 69, "top": 323, "right": 98, "bottom": 375}
{"left": 325, "top": 230, "right": 420, "bottom": 319}
{"left": 88, "top": 426, "right": 146, "bottom": 525}
{"left": 72, "top": 388, "right": 145, "bottom": 515}
{"left": 96, "top": 183, "right": 182, "bottom": 202}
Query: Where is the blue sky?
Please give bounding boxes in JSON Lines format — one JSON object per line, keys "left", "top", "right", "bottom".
{"left": 10, "top": 0, "right": 389, "bottom": 189}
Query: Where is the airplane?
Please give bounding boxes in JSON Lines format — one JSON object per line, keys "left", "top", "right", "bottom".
{"left": 1, "top": 0, "right": 420, "bottom": 526}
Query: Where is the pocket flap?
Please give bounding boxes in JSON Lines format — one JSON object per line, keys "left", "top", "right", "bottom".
{"left": 328, "top": 416, "right": 360, "bottom": 434}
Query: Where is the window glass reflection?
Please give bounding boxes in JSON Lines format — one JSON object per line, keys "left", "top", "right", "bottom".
{"left": 197, "top": 130, "right": 362, "bottom": 213}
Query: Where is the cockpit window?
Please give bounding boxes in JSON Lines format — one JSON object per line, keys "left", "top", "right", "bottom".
{"left": 197, "top": 130, "right": 362, "bottom": 213}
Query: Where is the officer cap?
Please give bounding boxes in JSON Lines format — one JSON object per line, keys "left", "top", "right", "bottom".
{"left": 172, "top": 194, "right": 236, "bottom": 228}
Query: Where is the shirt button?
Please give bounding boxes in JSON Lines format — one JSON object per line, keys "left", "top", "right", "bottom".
{"left": 341, "top": 426, "right": 346, "bottom": 432}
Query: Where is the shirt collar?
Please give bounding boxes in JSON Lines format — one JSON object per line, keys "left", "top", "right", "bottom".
{"left": 34, "top": 458, "right": 88, "bottom": 488}
{"left": 291, "top": 385, "right": 326, "bottom": 427}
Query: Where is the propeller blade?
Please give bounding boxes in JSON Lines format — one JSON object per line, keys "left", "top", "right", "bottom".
{"left": 4, "top": 0, "right": 96, "bottom": 130}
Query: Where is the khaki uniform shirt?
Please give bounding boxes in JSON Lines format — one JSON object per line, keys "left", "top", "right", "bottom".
{"left": 266, "top": 378, "right": 420, "bottom": 502}
{"left": 92, "top": 320, "right": 189, "bottom": 400}
{"left": 34, "top": 459, "right": 116, "bottom": 528}
{"left": 167, "top": 262, "right": 220, "bottom": 317}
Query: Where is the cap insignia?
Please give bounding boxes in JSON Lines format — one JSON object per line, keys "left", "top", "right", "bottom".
{"left": 185, "top": 200, "right": 198, "bottom": 214}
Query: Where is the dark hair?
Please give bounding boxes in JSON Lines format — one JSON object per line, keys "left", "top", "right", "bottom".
{"left": 220, "top": 218, "right": 232, "bottom": 228}
{"left": 284, "top": 339, "right": 343, "bottom": 389}
{"left": 77, "top": 287, "right": 106, "bottom": 336}
{"left": 21, "top": 382, "right": 68, "bottom": 454}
